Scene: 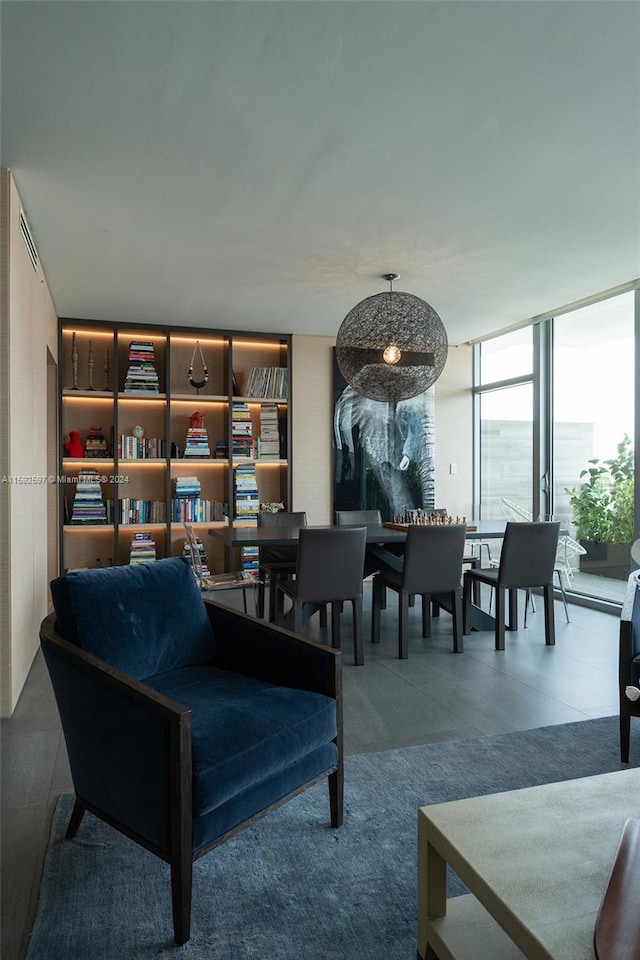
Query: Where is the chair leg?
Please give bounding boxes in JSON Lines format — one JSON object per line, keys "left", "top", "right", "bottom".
{"left": 330, "top": 601, "right": 341, "bottom": 649}
{"left": 620, "top": 707, "right": 631, "bottom": 763}
{"left": 352, "top": 596, "right": 364, "bottom": 665}
{"left": 257, "top": 576, "right": 266, "bottom": 618}
{"left": 371, "top": 576, "right": 382, "bottom": 644}
{"left": 462, "top": 572, "right": 472, "bottom": 636}
{"left": 319, "top": 603, "right": 328, "bottom": 628}
{"left": 452, "top": 590, "right": 463, "bottom": 653}
{"left": 421, "top": 594, "right": 431, "bottom": 638}
{"left": 170, "top": 850, "right": 192, "bottom": 946}
{"left": 495, "top": 586, "right": 506, "bottom": 650}
{"left": 543, "top": 584, "right": 556, "bottom": 645}
{"left": 328, "top": 763, "right": 344, "bottom": 826}
{"left": 293, "top": 599, "right": 304, "bottom": 635}
{"left": 555, "top": 569, "right": 570, "bottom": 623}
{"left": 268, "top": 573, "right": 278, "bottom": 623}
{"left": 398, "top": 591, "right": 410, "bottom": 659}
{"left": 508, "top": 589, "right": 518, "bottom": 631}
{"left": 66, "top": 797, "right": 85, "bottom": 839}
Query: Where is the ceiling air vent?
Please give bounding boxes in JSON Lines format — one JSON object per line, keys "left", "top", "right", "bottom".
{"left": 19, "top": 208, "right": 38, "bottom": 271}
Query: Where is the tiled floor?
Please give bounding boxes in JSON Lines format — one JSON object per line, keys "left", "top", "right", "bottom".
{"left": 0, "top": 583, "right": 628, "bottom": 960}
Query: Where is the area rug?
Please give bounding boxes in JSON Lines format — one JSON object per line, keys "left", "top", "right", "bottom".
{"left": 27, "top": 716, "right": 638, "bottom": 960}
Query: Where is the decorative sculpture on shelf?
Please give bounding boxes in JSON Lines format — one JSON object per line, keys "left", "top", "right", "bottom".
{"left": 189, "top": 410, "right": 205, "bottom": 430}
{"left": 188, "top": 340, "right": 209, "bottom": 392}
{"left": 71, "top": 332, "right": 79, "bottom": 390}
{"left": 64, "top": 430, "right": 85, "bottom": 458}
{"left": 87, "top": 340, "right": 95, "bottom": 390}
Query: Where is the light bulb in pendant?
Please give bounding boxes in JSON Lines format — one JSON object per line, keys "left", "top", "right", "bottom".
{"left": 383, "top": 343, "right": 401, "bottom": 365}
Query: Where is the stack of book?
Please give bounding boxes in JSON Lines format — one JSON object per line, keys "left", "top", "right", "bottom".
{"left": 232, "top": 402, "right": 255, "bottom": 458}
{"left": 84, "top": 426, "right": 109, "bottom": 458}
{"left": 241, "top": 544, "right": 259, "bottom": 577}
{"left": 182, "top": 536, "right": 211, "bottom": 579}
{"left": 174, "top": 476, "right": 201, "bottom": 499}
{"left": 234, "top": 463, "right": 259, "bottom": 521}
{"left": 70, "top": 469, "right": 107, "bottom": 524}
{"left": 215, "top": 440, "right": 229, "bottom": 459}
{"left": 124, "top": 341, "right": 160, "bottom": 394}
{"left": 241, "top": 367, "right": 288, "bottom": 399}
{"left": 184, "top": 425, "right": 211, "bottom": 458}
{"left": 258, "top": 404, "right": 280, "bottom": 459}
{"left": 129, "top": 531, "right": 157, "bottom": 564}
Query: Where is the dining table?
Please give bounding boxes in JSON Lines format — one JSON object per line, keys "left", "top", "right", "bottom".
{"left": 208, "top": 520, "right": 508, "bottom": 630}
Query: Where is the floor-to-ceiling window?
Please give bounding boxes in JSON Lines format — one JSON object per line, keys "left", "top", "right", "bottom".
{"left": 473, "top": 285, "right": 638, "bottom": 607}
{"left": 552, "top": 292, "right": 636, "bottom": 603}
{"left": 476, "top": 327, "right": 534, "bottom": 520}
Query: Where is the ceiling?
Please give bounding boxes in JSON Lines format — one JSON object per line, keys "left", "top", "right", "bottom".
{"left": 2, "top": 1, "right": 639, "bottom": 346}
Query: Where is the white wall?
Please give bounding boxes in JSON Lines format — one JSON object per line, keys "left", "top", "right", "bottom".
{"left": 291, "top": 334, "right": 473, "bottom": 524}
{"left": 1, "top": 169, "right": 59, "bottom": 717}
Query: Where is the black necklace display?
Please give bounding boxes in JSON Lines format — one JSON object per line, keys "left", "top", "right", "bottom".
{"left": 188, "top": 340, "right": 209, "bottom": 390}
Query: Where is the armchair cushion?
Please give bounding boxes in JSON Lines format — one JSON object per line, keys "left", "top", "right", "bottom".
{"left": 50, "top": 557, "right": 215, "bottom": 679}
{"left": 144, "top": 664, "right": 338, "bottom": 817}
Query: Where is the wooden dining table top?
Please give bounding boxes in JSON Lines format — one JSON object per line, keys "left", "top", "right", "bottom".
{"left": 208, "top": 519, "right": 508, "bottom": 548}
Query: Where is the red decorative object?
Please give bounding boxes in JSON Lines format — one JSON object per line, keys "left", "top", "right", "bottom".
{"left": 64, "top": 430, "right": 85, "bottom": 458}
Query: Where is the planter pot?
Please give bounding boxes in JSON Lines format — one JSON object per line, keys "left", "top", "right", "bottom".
{"left": 579, "top": 540, "right": 632, "bottom": 580}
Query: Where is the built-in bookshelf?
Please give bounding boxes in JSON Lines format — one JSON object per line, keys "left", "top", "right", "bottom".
{"left": 58, "top": 321, "right": 291, "bottom": 574}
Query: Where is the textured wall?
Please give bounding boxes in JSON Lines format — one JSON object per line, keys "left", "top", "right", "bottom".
{"left": 1, "top": 170, "right": 58, "bottom": 716}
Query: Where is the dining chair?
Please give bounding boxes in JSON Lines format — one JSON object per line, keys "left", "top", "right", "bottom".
{"left": 500, "top": 498, "right": 576, "bottom": 622}
{"left": 335, "top": 510, "right": 387, "bottom": 606}
{"left": 256, "top": 510, "right": 307, "bottom": 622}
{"left": 371, "top": 523, "right": 467, "bottom": 658}
{"left": 275, "top": 526, "right": 368, "bottom": 665}
{"left": 463, "top": 521, "right": 561, "bottom": 650}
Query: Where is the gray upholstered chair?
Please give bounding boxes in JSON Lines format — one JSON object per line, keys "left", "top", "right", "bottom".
{"left": 463, "top": 521, "right": 560, "bottom": 650}
{"left": 257, "top": 510, "right": 307, "bottom": 621}
{"left": 371, "top": 524, "right": 467, "bottom": 658}
{"left": 40, "top": 557, "right": 342, "bottom": 945}
{"left": 275, "top": 526, "right": 368, "bottom": 665}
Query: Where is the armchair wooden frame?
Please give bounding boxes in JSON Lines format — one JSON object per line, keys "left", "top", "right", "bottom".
{"left": 619, "top": 571, "right": 640, "bottom": 763}
{"left": 40, "top": 600, "right": 343, "bottom": 945}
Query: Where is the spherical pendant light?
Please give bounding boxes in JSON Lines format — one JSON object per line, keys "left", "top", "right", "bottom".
{"left": 335, "top": 274, "right": 448, "bottom": 402}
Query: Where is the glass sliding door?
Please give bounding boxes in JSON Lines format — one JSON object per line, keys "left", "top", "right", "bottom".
{"left": 552, "top": 292, "right": 635, "bottom": 603}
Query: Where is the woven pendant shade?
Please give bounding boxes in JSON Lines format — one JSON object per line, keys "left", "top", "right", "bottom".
{"left": 336, "top": 275, "right": 448, "bottom": 402}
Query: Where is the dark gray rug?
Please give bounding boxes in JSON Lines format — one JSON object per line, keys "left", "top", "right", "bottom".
{"left": 27, "top": 716, "right": 638, "bottom": 960}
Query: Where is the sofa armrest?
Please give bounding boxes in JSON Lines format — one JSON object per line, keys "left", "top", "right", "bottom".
{"left": 39, "top": 613, "right": 191, "bottom": 856}
{"left": 203, "top": 599, "right": 341, "bottom": 701}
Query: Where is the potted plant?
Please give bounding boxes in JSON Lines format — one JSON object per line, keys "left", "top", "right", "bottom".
{"left": 565, "top": 435, "right": 634, "bottom": 578}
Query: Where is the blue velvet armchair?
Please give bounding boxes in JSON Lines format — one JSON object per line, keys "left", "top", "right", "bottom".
{"left": 40, "top": 557, "right": 343, "bottom": 945}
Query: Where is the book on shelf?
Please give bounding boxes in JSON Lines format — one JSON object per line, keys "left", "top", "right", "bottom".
{"left": 183, "top": 426, "right": 211, "bottom": 458}
{"left": 118, "top": 435, "right": 166, "bottom": 459}
{"left": 258, "top": 403, "right": 280, "bottom": 458}
{"left": 123, "top": 341, "right": 160, "bottom": 394}
{"left": 237, "top": 367, "right": 288, "bottom": 399}
{"left": 118, "top": 498, "right": 167, "bottom": 524}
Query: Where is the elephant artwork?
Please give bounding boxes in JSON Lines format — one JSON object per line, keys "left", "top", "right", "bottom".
{"left": 333, "top": 385, "right": 435, "bottom": 518}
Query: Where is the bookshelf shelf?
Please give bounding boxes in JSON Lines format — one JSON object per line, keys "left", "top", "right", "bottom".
{"left": 58, "top": 320, "right": 291, "bottom": 574}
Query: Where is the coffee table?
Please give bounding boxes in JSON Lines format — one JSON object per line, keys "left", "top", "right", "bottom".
{"left": 417, "top": 768, "right": 640, "bottom": 960}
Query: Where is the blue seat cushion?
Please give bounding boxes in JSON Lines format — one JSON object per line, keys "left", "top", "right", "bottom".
{"left": 50, "top": 557, "right": 215, "bottom": 679}
{"left": 144, "top": 664, "right": 338, "bottom": 817}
